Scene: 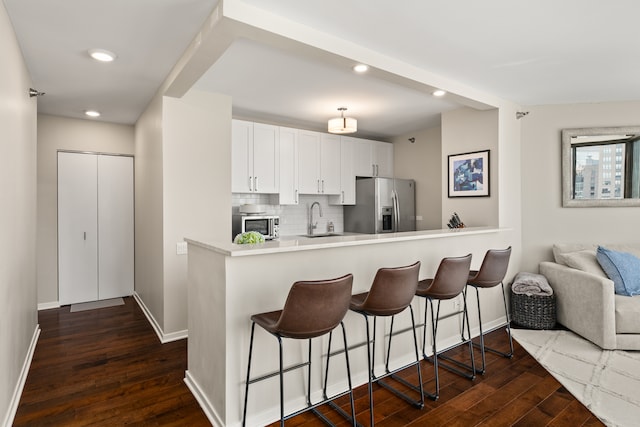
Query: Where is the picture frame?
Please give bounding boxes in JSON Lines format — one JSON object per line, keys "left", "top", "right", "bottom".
{"left": 448, "top": 150, "right": 490, "bottom": 197}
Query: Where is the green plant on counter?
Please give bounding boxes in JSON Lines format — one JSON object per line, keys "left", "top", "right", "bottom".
{"left": 233, "top": 231, "right": 266, "bottom": 244}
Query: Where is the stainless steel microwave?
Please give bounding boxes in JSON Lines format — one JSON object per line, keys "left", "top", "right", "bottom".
{"left": 232, "top": 214, "right": 279, "bottom": 241}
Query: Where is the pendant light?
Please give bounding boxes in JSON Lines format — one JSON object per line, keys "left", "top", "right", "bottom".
{"left": 328, "top": 107, "right": 357, "bottom": 134}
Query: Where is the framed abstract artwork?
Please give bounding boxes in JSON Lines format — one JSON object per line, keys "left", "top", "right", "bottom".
{"left": 448, "top": 150, "right": 490, "bottom": 197}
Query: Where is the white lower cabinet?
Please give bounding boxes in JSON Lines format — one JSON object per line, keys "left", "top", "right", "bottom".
{"left": 58, "top": 152, "right": 134, "bottom": 305}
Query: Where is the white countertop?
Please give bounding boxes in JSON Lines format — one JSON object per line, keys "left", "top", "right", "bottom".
{"left": 186, "top": 226, "right": 504, "bottom": 257}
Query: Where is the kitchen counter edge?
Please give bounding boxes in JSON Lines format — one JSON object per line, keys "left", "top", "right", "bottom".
{"left": 185, "top": 227, "right": 507, "bottom": 257}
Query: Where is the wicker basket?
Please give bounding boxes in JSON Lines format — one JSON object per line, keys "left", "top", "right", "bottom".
{"left": 510, "top": 290, "right": 556, "bottom": 329}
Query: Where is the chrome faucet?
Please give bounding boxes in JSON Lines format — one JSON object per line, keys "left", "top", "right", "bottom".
{"left": 308, "top": 201, "right": 323, "bottom": 235}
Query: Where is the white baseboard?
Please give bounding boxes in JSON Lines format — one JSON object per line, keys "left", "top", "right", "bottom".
{"left": 3, "top": 324, "right": 40, "bottom": 427}
{"left": 184, "top": 371, "right": 224, "bottom": 427}
{"left": 37, "top": 301, "right": 60, "bottom": 311}
{"left": 132, "top": 292, "right": 188, "bottom": 344}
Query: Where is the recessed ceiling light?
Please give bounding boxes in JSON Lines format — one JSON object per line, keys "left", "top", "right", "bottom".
{"left": 88, "top": 48, "right": 117, "bottom": 62}
{"left": 85, "top": 110, "right": 101, "bottom": 118}
{"left": 353, "top": 64, "right": 369, "bottom": 73}
{"left": 432, "top": 89, "right": 447, "bottom": 97}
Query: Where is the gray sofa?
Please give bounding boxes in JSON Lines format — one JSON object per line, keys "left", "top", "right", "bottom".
{"left": 539, "top": 243, "right": 640, "bottom": 350}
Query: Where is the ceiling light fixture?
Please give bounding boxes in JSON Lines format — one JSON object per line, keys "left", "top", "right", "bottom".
{"left": 432, "top": 89, "right": 446, "bottom": 97}
{"left": 88, "top": 48, "right": 117, "bottom": 62}
{"left": 85, "top": 110, "right": 101, "bottom": 118}
{"left": 328, "top": 107, "right": 357, "bottom": 134}
{"left": 353, "top": 64, "right": 369, "bottom": 73}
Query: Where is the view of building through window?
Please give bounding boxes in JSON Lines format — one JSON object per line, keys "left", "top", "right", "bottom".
{"left": 572, "top": 136, "right": 640, "bottom": 200}
{"left": 574, "top": 143, "right": 626, "bottom": 199}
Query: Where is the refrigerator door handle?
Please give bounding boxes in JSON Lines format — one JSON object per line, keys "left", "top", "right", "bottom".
{"left": 392, "top": 190, "right": 400, "bottom": 232}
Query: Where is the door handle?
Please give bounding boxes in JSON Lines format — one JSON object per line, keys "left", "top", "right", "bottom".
{"left": 342, "top": 190, "right": 345, "bottom": 203}
{"left": 321, "top": 180, "right": 325, "bottom": 193}
{"left": 317, "top": 179, "right": 320, "bottom": 193}
{"left": 295, "top": 189, "right": 298, "bottom": 203}
{"left": 249, "top": 176, "right": 253, "bottom": 191}
{"left": 392, "top": 191, "right": 400, "bottom": 231}
{"left": 254, "top": 176, "right": 258, "bottom": 191}
{"left": 84, "top": 231, "right": 86, "bottom": 241}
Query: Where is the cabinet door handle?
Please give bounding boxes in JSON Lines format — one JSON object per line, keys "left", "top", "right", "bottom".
{"left": 322, "top": 180, "right": 325, "bottom": 193}
{"left": 295, "top": 189, "right": 298, "bottom": 203}
{"left": 375, "top": 164, "right": 379, "bottom": 176}
{"left": 342, "top": 191, "right": 345, "bottom": 203}
{"left": 372, "top": 164, "right": 375, "bottom": 176}
{"left": 254, "top": 176, "right": 258, "bottom": 192}
{"left": 317, "top": 179, "right": 320, "bottom": 193}
{"left": 84, "top": 231, "right": 86, "bottom": 241}
{"left": 249, "top": 176, "right": 253, "bottom": 191}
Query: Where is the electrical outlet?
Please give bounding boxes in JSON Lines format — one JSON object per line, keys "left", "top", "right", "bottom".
{"left": 176, "top": 242, "right": 188, "bottom": 255}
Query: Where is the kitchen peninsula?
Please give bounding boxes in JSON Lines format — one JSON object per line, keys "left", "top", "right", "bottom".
{"left": 185, "top": 226, "right": 514, "bottom": 427}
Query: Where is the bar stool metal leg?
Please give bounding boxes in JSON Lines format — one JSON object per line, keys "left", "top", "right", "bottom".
{"left": 242, "top": 322, "right": 257, "bottom": 427}
{"left": 321, "top": 325, "right": 358, "bottom": 426}
{"left": 383, "top": 307, "right": 425, "bottom": 406}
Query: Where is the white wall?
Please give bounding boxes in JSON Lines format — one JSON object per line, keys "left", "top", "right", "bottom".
{"left": 392, "top": 126, "right": 442, "bottom": 230}
{"left": 0, "top": 3, "right": 38, "bottom": 425}
{"left": 520, "top": 101, "right": 640, "bottom": 272}
{"left": 36, "top": 115, "right": 134, "bottom": 306}
{"left": 441, "top": 108, "right": 500, "bottom": 228}
{"left": 161, "top": 90, "right": 231, "bottom": 334}
{"left": 134, "top": 93, "right": 166, "bottom": 332}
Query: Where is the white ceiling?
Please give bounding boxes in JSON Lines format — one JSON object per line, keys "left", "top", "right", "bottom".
{"left": 5, "top": 0, "right": 640, "bottom": 139}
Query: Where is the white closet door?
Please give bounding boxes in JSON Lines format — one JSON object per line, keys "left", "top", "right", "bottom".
{"left": 98, "top": 155, "right": 134, "bottom": 300}
{"left": 58, "top": 152, "right": 99, "bottom": 305}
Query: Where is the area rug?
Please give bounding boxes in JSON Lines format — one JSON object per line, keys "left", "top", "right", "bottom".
{"left": 70, "top": 297, "right": 124, "bottom": 312}
{"left": 511, "top": 328, "right": 640, "bottom": 427}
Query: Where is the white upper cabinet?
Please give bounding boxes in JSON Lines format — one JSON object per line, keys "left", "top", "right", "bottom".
{"left": 330, "top": 136, "right": 356, "bottom": 205}
{"left": 298, "top": 130, "right": 341, "bottom": 195}
{"left": 231, "top": 120, "right": 279, "bottom": 193}
{"left": 275, "top": 126, "right": 299, "bottom": 205}
{"left": 353, "top": 139, "right": 394, "bottom": 177}
{"left": 320, "top": 133, "right": 341, "bottom": 194}
{"left": 374, "top": 141, "right": 394, "bottom": 177}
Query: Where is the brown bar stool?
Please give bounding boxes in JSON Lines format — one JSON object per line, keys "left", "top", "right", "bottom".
{"left": 464, "top": 246, "right": 513, "bottom": 374}
{"left": 242, "top": 274, "right": 356, "bottom": 427}
{"left": 347, "top": 261, "right": 424, "bottom": 427}
{"left": 415, "top": 254, "right": 474, "bottom": 400}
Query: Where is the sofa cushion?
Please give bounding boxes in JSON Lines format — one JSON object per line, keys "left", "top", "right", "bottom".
{"left": 596, "top": 246, "right": 640, "bottom": 296}
{"left": 555, "top": 249, "right": 607, "bottom": 278}
{"left": 553, "top": 244, "right": 597, "bottom": 265}
{"left": 615, "top": 294, "right": 640, "bottom": 333}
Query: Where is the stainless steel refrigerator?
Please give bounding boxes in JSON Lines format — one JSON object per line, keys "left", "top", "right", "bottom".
{"left": 344, "top": 177, "right": 416, "bottom": 234}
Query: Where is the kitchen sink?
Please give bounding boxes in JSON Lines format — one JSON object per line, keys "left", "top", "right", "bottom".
{"left": 299, "top": 233, "right": 342, "bottom": 238}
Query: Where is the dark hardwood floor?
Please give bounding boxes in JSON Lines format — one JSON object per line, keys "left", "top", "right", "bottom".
{"left": 14, "top": 298, "right": 603, "bottom": 426}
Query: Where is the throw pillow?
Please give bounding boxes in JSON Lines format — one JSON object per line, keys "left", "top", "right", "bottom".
{"left": 596, "top": 246, "right": 640, "bottom": 296}
{"left": 556, "top": 249, "right": 607, "bottom": 278}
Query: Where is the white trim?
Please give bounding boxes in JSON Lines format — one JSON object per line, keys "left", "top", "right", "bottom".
{"left": 3, "top": 324, "right": 40, "bottom": 427}
{"left": 133, "top": 292, "right": 188, "bottom": 344}
{"left": 37, "top": 301, "right": 60, "bottom": 311}
{"left": 184, "top": 371, "right": 223, "bottom": 427}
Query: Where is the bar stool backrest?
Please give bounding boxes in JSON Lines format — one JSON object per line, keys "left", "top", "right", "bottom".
{"left": 468, "top": 247, "right": 512, "bottom": 288}
{"left": 359, "top": 261, "right": 421, "bottom": 316}
{"left": 425, "top": 254, "right": 472, "bottom": 300}
{"left": 275, "top": 274, "right": 353, "bottom": 339}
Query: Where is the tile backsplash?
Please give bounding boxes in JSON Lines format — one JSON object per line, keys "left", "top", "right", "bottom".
{"left": 232, "top": 193, "right": 344, "bottom": 236}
